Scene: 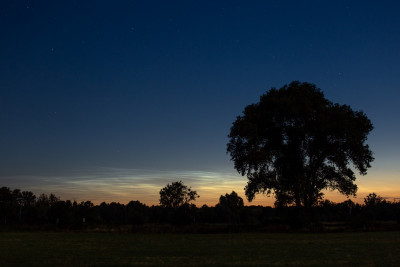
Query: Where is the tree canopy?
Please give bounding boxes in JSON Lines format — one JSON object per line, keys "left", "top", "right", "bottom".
{"left": 217, "top": 191, "right": 244, "bottom": 211}
{"left": 227, "top": 81, "right": 374, "bottom": 208}
{"left": 159, "top": 181, "right": 199, "bottom": 208}
{"left": 216, "top": 191, "right": 244, "bottom": 224}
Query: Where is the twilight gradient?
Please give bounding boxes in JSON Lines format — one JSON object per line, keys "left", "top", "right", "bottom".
{"left": 1, "top": 1, "right": 399, "bottom": 205}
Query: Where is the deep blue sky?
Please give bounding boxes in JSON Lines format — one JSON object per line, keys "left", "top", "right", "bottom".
{"left": 1, "top": 1, "right": 399, "bottom": 205}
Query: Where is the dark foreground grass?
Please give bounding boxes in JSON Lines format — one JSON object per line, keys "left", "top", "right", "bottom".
{"left": 1, "top": 231, "right": 399, "bottom": 266}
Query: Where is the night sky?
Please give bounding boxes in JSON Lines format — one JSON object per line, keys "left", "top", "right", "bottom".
{"left": 1, "top": 1, "right": 399, "bottom": 205}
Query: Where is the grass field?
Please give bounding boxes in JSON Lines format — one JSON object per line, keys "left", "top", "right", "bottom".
{"left": 1, "top": 231, "right": 399, "bottom": 266}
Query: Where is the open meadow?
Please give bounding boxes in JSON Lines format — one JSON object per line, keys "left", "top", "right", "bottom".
{"left": 1, "top": 231, "right": 399, "bottom": 266}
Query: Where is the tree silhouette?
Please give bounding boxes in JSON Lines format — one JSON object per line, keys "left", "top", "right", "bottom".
{"left": 0, "top": 187, "right": 13, "bottom": 224}
{"left": 227, "top": 81, "right": 374, "bottom": 209}
{"left": 126, "top": 200, "right": 149, "bottom": 225}
{"left": 217, "top": 191, "right": 244, "bottom": 224}
{"left": 159, "top": 181, "right": 199, "bottom": 208}
{"left": 35, "top": 193, "right": 60, "bottom": 224}
{"left": 217, "top": 191, "right": 244, "bottom": 210}
{"left": 364, "top": 193, "right": 384, "bottom": 207}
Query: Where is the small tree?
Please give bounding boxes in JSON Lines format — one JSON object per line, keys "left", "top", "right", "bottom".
{"left": 363, "top": 192, "right": 387, "bottom": 223}
{"left": 217, "top": 191, "right": 244, "bottom": 224}
{"left": 126, "top": 200, "right": 149, "bottom": 225}
{"left": 364, "top": 193, "right": 384, "bottom": 207}
{"left": 217, "top": 191, "right": 244, "bottom": 211}
{"left": 159, "top": 181, "right": 199, "bottom": 208}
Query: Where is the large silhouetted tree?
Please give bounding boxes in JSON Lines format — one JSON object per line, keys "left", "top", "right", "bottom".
{"left": 159, "top": 181, "right": 199, "bottom": 208}
{"left": 227, "top": 81, "right": 374, "bottom": 209}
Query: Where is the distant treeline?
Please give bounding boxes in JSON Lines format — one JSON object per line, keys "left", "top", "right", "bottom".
{"left": 1, "top": 186, "right": 399, "bottom": 232}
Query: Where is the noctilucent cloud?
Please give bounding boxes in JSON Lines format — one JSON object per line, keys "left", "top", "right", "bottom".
{"left": 1, "top": 1, "right": 400, "bottom": 205}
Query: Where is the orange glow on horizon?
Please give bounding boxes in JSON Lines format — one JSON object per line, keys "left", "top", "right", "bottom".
{"left": 17, "top": 169, "right": 400, "bottom": 207}
{"left": 51, "top": 185, "right": 399, "bottom": 207}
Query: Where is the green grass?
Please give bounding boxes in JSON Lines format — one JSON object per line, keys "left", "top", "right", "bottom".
{"left": 0, "top": 231, "right": 399, "bottom": 266}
